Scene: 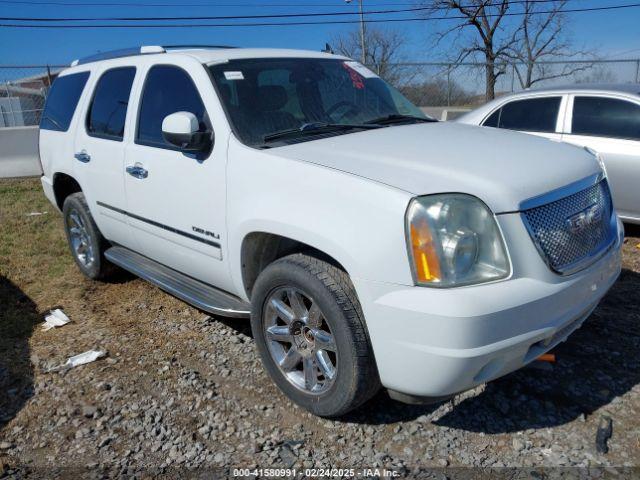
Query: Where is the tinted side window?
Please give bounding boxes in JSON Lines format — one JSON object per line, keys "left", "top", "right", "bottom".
{"left": 40, "top": 71, "right": 90, "bottom": 131}
{"left": 572, "top": 96, "right": 640, "bottom": 141}
{"left": 87, "top": 67, "right": 136, "bottom": 141}
{"left": 136, "top": 65, "right": 207, "bottom": 148}
{"left": 495, "top": 97, "right": 561, "bottom": 133}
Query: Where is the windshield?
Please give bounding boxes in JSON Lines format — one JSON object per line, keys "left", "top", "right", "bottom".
{"left": 208, "top": 58, "right": 428, "bottom": 147}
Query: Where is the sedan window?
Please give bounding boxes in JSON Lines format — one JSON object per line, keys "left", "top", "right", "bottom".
{"left": 572, "top": 96, "right": 640, "bottom": 141}
{"left": 483, "top": 96, "right": 561, "bottom": 133}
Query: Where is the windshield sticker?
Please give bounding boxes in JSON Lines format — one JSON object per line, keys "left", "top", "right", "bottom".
{"left": 342, "top": 63, "right": 365, "bottom": 89}
{"left": 224, "top": 71, "right": 244, "bottom": 80}
{"left": 344, "top": 61, "right": 378, "bottom": 79}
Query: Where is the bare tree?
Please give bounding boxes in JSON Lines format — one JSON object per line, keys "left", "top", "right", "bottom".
{"left": 424, "top": 0, "right": 512, "bottom": 101}
{"left": 505, "top": 0, "right": 595, "bottom": 88}
{"left": 423, "top": 0, "right": 595, "bottom": 100}
{"left": 331, "top": 27, "right": 407, "bottom": 85}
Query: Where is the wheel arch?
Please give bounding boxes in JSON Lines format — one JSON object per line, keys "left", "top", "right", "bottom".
{"left": 240, "top": 231, "right": 350, "bottom": 300}
{"left": 52, "top": 172, "right": 82, "bottom": 210}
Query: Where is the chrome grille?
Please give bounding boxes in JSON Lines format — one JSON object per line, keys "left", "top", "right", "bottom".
{"left": 522, "top": 179, "right": 615, "bottom": 274}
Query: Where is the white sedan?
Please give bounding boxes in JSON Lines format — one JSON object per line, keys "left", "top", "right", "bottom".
{"left": 457, "top": 84, "right": 640, "bottom": 224}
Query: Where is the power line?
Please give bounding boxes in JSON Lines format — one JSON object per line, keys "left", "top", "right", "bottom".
{"left": 0, "top": 0, "right": 582, "bottom": 6}
{"left": 0, "top": 6, "right": 437, "bottom": 21}
{"left": 1, "top": 2, "right": 636, "bottom": 28}
{"left": 0, "top": 0, "right": 415, "bottom": 5}
{"left": 0, "top": 0, "right": 576, "bottom": 20}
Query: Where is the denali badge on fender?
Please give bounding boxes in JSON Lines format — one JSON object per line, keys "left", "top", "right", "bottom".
{"left": 192, "top": 226, "right": 220, "bottom": 239}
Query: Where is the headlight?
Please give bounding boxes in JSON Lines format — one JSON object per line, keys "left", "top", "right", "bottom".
{"left": 406, "top": 194, "right": 510, "bottom": 287}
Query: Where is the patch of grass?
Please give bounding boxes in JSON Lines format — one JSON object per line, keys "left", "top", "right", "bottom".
{"left": 0, "top": 179, "right": 73, "bottom": 282}
{"left": 0, "top": 178, "right": 73, "bottom": 334}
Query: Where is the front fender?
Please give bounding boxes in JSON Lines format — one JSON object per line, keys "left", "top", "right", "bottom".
{"left": 226, "top": 139, "right": 414, "bottom": 302}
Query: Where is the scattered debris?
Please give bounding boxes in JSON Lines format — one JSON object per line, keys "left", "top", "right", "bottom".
{"left": 26, "top": 211, "right": 48, "bottom": 217}
{"left": 278, "top": 443, "right": 298, "bottom": 468}
{"left": 82, "top": 405, "right": 98, "bottom": 418}
{"left": 42, "top": 309, "right": 71, "bottom": 331}
{"left": 47, "top": 350, "right": 107, "bottom": 373}
{"left": 595, "top": 414, "right": 613, "bottom": 454}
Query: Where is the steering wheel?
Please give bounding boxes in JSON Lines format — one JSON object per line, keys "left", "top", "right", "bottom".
{"left": 326, "top": 101, "right": 362, "bottom": 123}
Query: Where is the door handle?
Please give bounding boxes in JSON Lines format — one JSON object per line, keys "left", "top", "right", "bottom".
{"left": 126, "top": 164, "right": 148, "bottom": 179}
{"left": 74, "top": 150, "right": 91, "bottom": 163}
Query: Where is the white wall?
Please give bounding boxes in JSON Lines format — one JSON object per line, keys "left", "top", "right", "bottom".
{"left": 0, "top": 126, "right": 42, "bottom": 178}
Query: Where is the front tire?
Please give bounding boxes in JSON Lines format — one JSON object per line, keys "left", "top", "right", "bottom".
{"left": 250, "top": 253, "right": 380, "bottom": 417}
{"left": 62, "top": 192, "right": 115, "bottom": 280}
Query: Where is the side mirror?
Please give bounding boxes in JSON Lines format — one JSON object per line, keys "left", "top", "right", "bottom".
{"left": 162, "top": 111, "right": 212, "bottom": 152}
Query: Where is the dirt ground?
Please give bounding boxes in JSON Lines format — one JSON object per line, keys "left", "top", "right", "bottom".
{"left": 1, "top": 178, "right": 639, "bottom": 478}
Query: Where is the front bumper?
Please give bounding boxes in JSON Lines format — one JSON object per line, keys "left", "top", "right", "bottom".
{"left": 358, "top": 215, "right": 623, "bottom": 398}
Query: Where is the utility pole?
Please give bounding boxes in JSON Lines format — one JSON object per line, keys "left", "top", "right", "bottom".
{"left": 346, "top": 0, "right": 366, "bottom": 64}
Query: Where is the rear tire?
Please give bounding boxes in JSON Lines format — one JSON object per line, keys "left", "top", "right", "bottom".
{"left": 62, "top": 192, "right": 115, "bottom": 280}
{"left": 250, "top": 253, "right": 380, "bottom": 417}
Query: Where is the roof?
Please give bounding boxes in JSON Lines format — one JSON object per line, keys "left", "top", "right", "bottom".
{"left": 526, "top": 82, "right": 640, "bottom": 96}
{"left": 69, "top": 46, "right": 348, "bottom": 68}
{"left": 185, "top": 47, "right": 348, "bottom": 64}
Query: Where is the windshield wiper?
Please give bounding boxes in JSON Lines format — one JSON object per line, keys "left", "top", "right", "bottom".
{"left": 263, "top": 122, "right": 381, "bottom": 143}
{"left": 365, "top": 114, "right": 437, "bottom": 125}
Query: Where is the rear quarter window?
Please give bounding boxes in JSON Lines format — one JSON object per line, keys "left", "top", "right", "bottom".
{"left": 40, "top": 71, "right": 90, "bottom": 132}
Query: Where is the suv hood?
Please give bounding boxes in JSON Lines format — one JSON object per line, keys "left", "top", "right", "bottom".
{"left": 272, "top": 122, "right": 601, "bottom": 213}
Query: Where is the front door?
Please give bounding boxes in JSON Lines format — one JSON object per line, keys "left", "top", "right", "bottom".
{"left": 73, "top": 65, "right": 138, "bottom": 251}
{"left": 123, "top": 59, "right": 231, "bottom": 290}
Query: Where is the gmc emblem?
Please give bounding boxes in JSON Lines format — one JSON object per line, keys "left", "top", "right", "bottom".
{"left": 565, "top": 203, "right": 603, "bottom": 233}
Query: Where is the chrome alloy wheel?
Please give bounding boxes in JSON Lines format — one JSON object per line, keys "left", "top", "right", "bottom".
{"left": 67, "top": 208, "right": 95, "bottom": 268}
{"left": 263, "top": 287, "right": 337, "bottom": 394}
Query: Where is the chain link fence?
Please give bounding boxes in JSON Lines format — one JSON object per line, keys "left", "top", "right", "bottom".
{"left": 0, "top": 60, "right": 638, "bottom": 128}
{"left": 0, "top": 66, "right": 64, "bottom": 128}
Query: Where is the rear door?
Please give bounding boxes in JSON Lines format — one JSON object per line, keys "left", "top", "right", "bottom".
{"left": 123, "top": 57, "right": 231, "bottom": 290}
{"left": 482, "top": 95, "right": 565, "bottom": 141}
{"left": 73, "top": 64, "right": 138, "bottom": 250}
{"left": 562, "top": 94, "right": 640, "bottom": 221}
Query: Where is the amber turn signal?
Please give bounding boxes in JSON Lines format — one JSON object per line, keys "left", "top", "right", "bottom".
{"left": 410, "top": 220, "right": 441, "bottom": 283}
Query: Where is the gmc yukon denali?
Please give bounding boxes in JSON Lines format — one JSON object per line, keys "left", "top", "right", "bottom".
{"left": 39, "top": 46, "right": 623, "bottom": 416}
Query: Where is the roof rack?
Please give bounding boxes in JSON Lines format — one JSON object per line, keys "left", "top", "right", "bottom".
{"left": 70, "top": 44, "right": 236, "bottom": 67}
{"left": 162, "top": 44, "right": 237, "bottom": 50}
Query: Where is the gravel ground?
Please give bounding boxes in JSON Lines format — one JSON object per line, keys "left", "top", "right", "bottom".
{"left": 1, "top": 179, "right": 639, "bottom": 478}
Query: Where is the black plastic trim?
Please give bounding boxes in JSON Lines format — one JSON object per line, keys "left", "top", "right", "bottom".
{"left": 96, "top": 201, "right": 221, "bottom": 248}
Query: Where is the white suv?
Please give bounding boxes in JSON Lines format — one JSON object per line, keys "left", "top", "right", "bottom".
{"left": 39, "top": 46, "right": 623, "bottom": 416}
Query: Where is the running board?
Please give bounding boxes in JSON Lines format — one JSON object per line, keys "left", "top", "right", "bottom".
{"left": 104, "top": 246, "right": 250, "bottom": 318}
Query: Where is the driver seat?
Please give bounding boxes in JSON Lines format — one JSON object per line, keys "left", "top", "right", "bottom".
{"left": 255, "top": 85, "right": 299, "bottom": 133}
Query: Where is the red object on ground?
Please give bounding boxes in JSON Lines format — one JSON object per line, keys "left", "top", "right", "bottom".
{"left": 537, "top": 353, "right": 556, "bottom": 362}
